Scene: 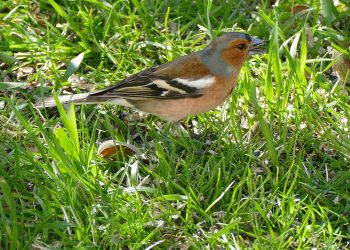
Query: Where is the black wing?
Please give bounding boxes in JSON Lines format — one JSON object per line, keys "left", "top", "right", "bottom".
{"left": 89, "top": 67, "right": 204, "bottom": 100}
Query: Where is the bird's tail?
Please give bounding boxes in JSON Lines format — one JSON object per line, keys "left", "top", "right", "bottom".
{"left": 35, "top": 93, "right": 134, "bottom": 109}
{"left": 35, "top": 93, "right": 91, "bottom": 108}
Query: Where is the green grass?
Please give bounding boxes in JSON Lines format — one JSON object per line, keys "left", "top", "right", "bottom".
{"left": 1, "top": 0, "right": 350, "bottom": 248}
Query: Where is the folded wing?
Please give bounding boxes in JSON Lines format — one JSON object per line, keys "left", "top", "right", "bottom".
{"left": 88, "top": 66, "right": 211, "bottom": 100}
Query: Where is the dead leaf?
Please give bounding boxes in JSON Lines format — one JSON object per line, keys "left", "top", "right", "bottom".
{"left": 16, "top": 67, "right": 35, "bottom": 80}
{"left": 290, "top": 4, "right": 310, "bottom": 15}
{"left": 331, "top": 48, "right": 350, "bottom": 83}
{"left": 97, "top": 140, "right": 141, "bottom": 158}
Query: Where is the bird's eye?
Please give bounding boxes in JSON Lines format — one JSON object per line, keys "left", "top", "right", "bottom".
{"left": 236, "top": 43, "right": 247, "bottom": 50}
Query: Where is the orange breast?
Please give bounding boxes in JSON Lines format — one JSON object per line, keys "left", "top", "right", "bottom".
{"left": 135, "top": 75, "right": 237, "bottom": 121}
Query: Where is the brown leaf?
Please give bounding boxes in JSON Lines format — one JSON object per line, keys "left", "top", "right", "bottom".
{"left": 97, "top": 140, "right": 141, "bottom": 158}
{"left": 331, "top": 48, "right": 350, "bottom": 83}
{"left": 290, "top": 4, "right": 310, "bottom": 15}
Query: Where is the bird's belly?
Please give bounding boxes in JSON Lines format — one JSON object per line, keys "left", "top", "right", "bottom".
{"left": 135, "top": 77, "right": 236, "bottom": 121}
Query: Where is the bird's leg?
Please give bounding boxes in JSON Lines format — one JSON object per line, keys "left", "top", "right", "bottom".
{"left": 166, "top": 120, "right": 187, "bottom": 137}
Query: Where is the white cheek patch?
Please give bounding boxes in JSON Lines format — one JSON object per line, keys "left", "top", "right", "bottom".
{"left": 174, "top": 75, "right": 215, "bottom": 89}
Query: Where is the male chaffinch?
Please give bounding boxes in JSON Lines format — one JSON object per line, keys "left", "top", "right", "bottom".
{"left": 36, "top": 32, "right": 264, "bottom": 121}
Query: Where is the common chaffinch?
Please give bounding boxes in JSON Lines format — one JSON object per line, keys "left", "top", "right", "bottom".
{"left": 36, "top": 32, "right": 264, "bottom": 121}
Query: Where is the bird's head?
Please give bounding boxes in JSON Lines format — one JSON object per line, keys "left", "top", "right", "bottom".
{"left": 201, "top": 32, "right": 264, "bottom": 76}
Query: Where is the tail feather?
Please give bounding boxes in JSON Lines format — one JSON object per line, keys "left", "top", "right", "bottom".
{"left": 35, "top": 93, "right": 91, "bottom": 108}
{"left": 35, "top": 93, "right": 134, "bottom": 108}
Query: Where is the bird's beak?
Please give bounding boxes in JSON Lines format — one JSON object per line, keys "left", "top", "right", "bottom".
{"left": 249, "top": 38, "right": 265, "bottom": 55}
